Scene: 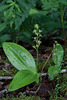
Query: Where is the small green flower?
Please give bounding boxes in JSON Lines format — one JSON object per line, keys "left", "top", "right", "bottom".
{"left": 36, "top": 44, "right": 39, "bottom": 48}
{"left": 39, "top": 29, "right": 42, "bottom": 33}
{"left": 34, "top": 37, "right": 37, "bottom": 40}
{"left": 38, "top": 40, "right": 41, "bottom": 46}
{"left": 33, "top": 29, "right": 37, "bottom": 33}
{"left": 35, "top": 24, "right": 39, "bottom": 29}
{"left": 33, "top": 24, "right": 42, "bottom": 49}
{"left": 32, "top": 45, "right": 36, "bottom": 50}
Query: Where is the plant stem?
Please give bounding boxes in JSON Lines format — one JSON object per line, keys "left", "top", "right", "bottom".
{"left": 16, "top": 28, "right": 20, "bottom": 43}
{"left": 36, "top": 34, "right": 38, "bottom": 72}
{"left": 60, "top": 2, "right": 66, "bottom": 49}
{"left": 36, "top": 47, "right": 38, "bottom": 71}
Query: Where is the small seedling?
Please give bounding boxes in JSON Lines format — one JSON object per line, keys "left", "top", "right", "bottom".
{"left": 54, "top": 83, "right": 61, "bottom": 99}
{"left": 48, "top": 41, "right": 64, "bottom": 80}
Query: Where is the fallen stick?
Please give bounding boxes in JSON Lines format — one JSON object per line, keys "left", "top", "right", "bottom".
{"left": 0, "top": 89, "right": 8, "bottom": 97}
{"left": 0, "top": 69, "right": 66, "bottom": 80}
{"left": 41, "top": 69, "right": 67, "bottom": 76}
{"left": 0, "top": 76, "right": 13, "bottom": 80}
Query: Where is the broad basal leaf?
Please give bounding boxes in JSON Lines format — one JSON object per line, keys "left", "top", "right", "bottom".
{"left": 48, "top": 66, "right": 60, "bottom": 81}
{"left": 52, "top": 43, "right": 64, "bottom": 66}
{"left": 9, "top": 70, "right": 39, "bottom": 91}
{"left": 3, "top": 42, "right": 36, "bottom": 74}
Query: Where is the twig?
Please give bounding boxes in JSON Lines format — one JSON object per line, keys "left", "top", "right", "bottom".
{"left": 60, "top": 69, "right": 67, "bottom": 73}
{"left": 35, "top": 69, "right": 67, "bottom": 94}
{"left": 35, "top": 83, "right": 42, "bottom": 94}
{"left": 0, "top": 89, "right": 8, "bottom": 94}
{"left": 41, "top": 51, "right": 52, "bottom": 74}
{"left": 0, "top": 69, "right": 66, "bottom": 81}
{"left": 41, "top": 69, "right": 67, "bottom": 77}
{"left": 3, "top": 68, "right": 11, "bottom": 74}
{"left": 0, "top": 76, "right": 13, "bottom": 80}
{"left": 0, "top": 89, "right": 8, "bottom": 97}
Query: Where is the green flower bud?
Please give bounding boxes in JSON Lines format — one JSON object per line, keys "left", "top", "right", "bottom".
{"left": 35, "top": 24, "right": 39, "bottom": 29}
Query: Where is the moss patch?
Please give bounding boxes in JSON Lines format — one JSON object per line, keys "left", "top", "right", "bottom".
{"left": 0, "top": 93, "right": 42, "bottom": 100}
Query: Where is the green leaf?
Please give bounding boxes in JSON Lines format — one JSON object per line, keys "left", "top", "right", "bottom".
{"left": 9, "top": 70, "right": 39, "bottom": 91}
{"left": 7, "top": 0, "right": 13, "bottom": 4}
{"left": 2, "top": 42, "right": 36, "bottom": 74}
{"left": 52, "top": 43, "right": 64, "bottom": 66}
{"left": 0, "top": 34, "right": 11, "bottom": 43}
{"left": 61, "top": 0, "right": 67, "bottom": 5}
{"left": 29, "top": 8, "right": 39, "bottom": 15}
{"left": 0, "top": 5, "right": 11, "bottom": 12}
{"left": 0, "top": 22, "right": 7, "bottom": 32}
{"left": 4, "top": 6, "right": 14, "bottom": 19}
{"left": 48, "top": 66, "right": 60, "bottom": 81}
{"left": 36, "top": 73, "right": 41, "bottom": 85}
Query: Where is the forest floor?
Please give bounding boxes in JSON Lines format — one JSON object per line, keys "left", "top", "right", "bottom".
{"left": 0, "top": 41, "right": 67, "bottom": 100}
